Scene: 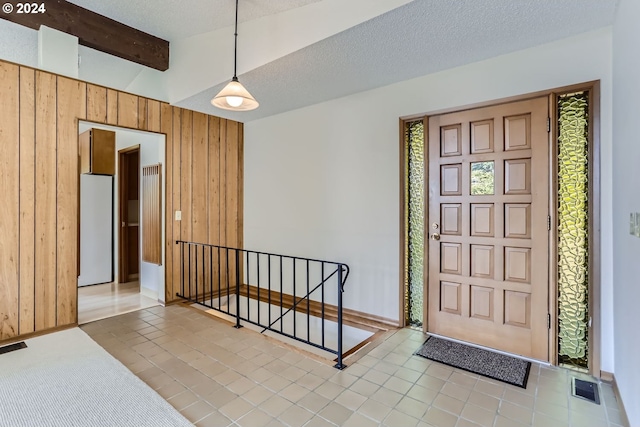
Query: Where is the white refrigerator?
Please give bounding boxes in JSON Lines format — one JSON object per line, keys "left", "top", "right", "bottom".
{"left": 78, "top": 174, "right": 113, "bottom": 287}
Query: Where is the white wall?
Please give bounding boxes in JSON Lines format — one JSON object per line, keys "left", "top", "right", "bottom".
{"left": 79, "top": 123, "right": 166, "bottom": 301}
{"left": 245, "top": 28, "right": 614, "bottom": 371}
{"left": 612, "top": 0, "right": 640, "bottom": 422}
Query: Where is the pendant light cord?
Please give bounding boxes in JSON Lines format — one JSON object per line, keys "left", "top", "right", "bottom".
{"left": 233, "top": 0, "right": 239, "bottom": 80}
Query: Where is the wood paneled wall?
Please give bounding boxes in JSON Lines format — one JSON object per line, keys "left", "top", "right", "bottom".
{"left": 0, "top": 59, "right": 243, "bottom": 342}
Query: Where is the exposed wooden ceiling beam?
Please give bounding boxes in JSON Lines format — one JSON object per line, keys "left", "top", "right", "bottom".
{"left": 1, "top": 0, "right": 169, "bottom": 71}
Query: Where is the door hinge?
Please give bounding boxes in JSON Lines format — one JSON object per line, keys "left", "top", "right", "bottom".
{"left": 588, "top": 316, "right": 592, "bottom": 328}
{"left": 547, "top": 117, "right": 551, "bottom": 133}
{"left": 547, "top": 313, "right": 551, "bottom": 329}
{"left": 547, "top": 215, "right": 551, "bottom": 231}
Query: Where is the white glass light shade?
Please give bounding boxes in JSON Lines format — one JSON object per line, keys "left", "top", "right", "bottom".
{"left": 211, "top": 78, "right": 259, "bottom": 111}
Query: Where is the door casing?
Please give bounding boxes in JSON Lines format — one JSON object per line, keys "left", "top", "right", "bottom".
{"left": 399, "top": 81, "right": 601, "bottom": 375}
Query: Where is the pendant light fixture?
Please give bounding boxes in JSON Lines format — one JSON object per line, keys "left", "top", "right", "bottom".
{"left": 211, "top": 0, "right": 259, "bottom": 111}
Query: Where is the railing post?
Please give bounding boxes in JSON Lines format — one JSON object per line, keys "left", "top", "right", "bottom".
{"left": 234, "top": 249, "right": 242, "bottom": 329}
{"left": 334, "top": 264, "right": 346, "bottom": 370}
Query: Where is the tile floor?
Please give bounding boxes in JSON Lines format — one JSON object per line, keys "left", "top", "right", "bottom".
{"left": 81, "top": 305, "right": 628, "bottom": 427}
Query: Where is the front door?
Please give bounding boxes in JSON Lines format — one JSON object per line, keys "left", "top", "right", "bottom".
{"left": 427, "top": 96, "right": 550, "bottom": 361}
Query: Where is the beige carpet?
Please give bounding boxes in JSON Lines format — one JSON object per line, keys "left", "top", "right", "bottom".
{"left": 0, "top": 328, "right": 192, "bottom": 427}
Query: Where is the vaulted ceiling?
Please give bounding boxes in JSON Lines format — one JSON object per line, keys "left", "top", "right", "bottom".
{"left": 6, "top": 0, "right": 620, "bottom": 122}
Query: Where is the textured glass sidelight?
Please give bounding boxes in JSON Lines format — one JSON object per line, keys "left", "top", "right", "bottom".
{"left": 557, "top": 92, "right": 590, "bottom": 369}
{"left": 405, "top": 120, "right": 424, "bottom": 327}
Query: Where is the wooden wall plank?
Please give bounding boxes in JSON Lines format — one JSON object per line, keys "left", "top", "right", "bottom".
{"left": 192, "top": 112, "right": 208, "bottom": 244}
{"left": 86, "top": 84, "right": 107, "bottom": 123}
{"left": 225, "top": 121, "right": 239, "bottom": 249}
{"left": 0, "top": 62, "right": 20, "bottom": 339}
{"left": 118, "top": 92, "right": 138, "bottom": 128}
{"left": 237, "top": 123, "right": 244, "bottom": 249}
{"left": 171, "top": 107, "right": 182, "bottom": 300}
{"left": 106, "top": 89, "right": 118, "bottom": 125}
{"left": 148, "top": 100, "right": 161, "bottom": 133}
{"left": 160, "top": 103, "right": 173, "bottom": 302}
{"left": 219, "top": 120, "right": 227, "bottom": 247}
{"left": 191, "top": 112, "right": 208, "bottom": 297}
{"left": 56, "top": 77, "right": 84, "bottom": 326}
{"left": 34, "top": 70, "right": 57, "bottom": 331}
{"left": 180, "top": 109, "right": 193, "bottom": 297}
{"left": 19, "top": 67, "right": 35, "bottom": 335}
{"left": 138, "top": 97, "right": 148, "bottom": 130}
{"left": 208, "top": 116, "right": 221, "bottom": 246}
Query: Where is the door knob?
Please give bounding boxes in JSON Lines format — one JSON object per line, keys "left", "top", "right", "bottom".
{"left": 431, "top": 232, "right": 440, "bottom": 241}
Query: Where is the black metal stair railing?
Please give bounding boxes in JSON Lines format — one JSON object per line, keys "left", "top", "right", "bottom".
{"left": 175, "top": 240, "right": 351, "bottom": 369}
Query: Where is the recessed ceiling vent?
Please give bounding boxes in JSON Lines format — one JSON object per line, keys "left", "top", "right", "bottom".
{"left": 572, "top": 377, "right": 600, "bottom": 404}
{"left": 0, "top": 341, "right": 27, "bottom": 356}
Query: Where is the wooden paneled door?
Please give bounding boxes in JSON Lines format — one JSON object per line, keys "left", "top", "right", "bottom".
{"left": 427, "top": 96, "right": 550, "bottom": 361}
{"left": 118, "top": 147, "right": 140, "bottom": 283}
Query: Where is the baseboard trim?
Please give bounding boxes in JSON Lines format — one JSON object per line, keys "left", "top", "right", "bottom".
{"left": 240, "top": 284, "right": 397, "bottom": 332}
{"left": 0, "top": 323, "right": 78, "bottom": 347}
{"left": 604, "top": 371, "right": 630, "bottom": 427}
{"left": 600, "top": 370, "right": 614, "bottom": 382}
{"left": 176, "top": 284, "right": 399, "bottom": 332}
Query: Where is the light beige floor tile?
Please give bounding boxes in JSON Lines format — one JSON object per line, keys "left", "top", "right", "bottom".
{"left": 195, "top": 410, "right": 232, "bottom": 427}
{"left": 277, "top": 405, "right": 314, "bottom": 427}
{"left": 395, "top": 395, "right": 430, "bottom": 419}
{"left": 416, "top": 374, "right": 446, "bottom": 392}
{"left": 298, "top": 372, "right": 325, "bottom": 390}
{"left": 243, "top": 385, "right": 275, "bottom": 406}
{"left": 347, "top": 378, "right": 378, "bottom": 398}
{"left": 236, "top": 408, "right": 275, "bottom": 427}
{"left": 384, "top": 376, "right": 415, "bottom": 394}
{"left": 227, "top": 377, "right": 259, "bottom": 395}
{"left": 318, "top": 402, "right": 353, "bottom": 425}
{"left": 329, "top": 371, "right": 359, "bottom": 388}
{"left": 304, "top": 415, "right": 334, "bottom": 427}
{"left": 357, "top": 399, "right": 393, "bottom": 423}
{"left": 218, "top": 397, "right": 254, "bottom": 421}
{"left": 370, "top": 386, "right": 404, "bottom": 407}
{"left": 202, "top": 388, "right": 237, "bottom": 409}
{"left": 383, "top": 409, "right": 419, "bottom": 427}
{"left": 181, "top": 400, "right": 215, "bottom": 423}
{"left": 363, "top": 368, "right": 392, "bottom": 385}
{"left": 449, "top": 372, "right": 478, "bottom": 389}
{"left": 474, "top": 379, "right": 504, "bottom": 398}
{"left": 407, "top": 384, "right": 439, "bottom": 405}
{"left": 532, "top": 412, "right": 569, "bottom": 427}
{"left": 261, "top": 395, "right": 294, "bottom": 418}
{"left": 168, "top": 390, "right": 200, "bottom": 411}
{"left": 342, "top": 412, "right": 378, "bottom": 427}
{"left": 334, "top": 389, "right": 367, "bottom": 411}
{"left": 297, "top": 392, "right": 331, "bottom": 413}
{"left": 467, "top": 391, "right": 499, "bottom": 412}
{"left": 456, "top": 419, "right": 482, "bottom": 427}
{"left": 433, "top": 393, "right": 466, "bottom": 416}
{"left": 494, "top": 414, "right": 528, "bottom": 427}
{"left": 503, "top": 388, "right": 535, "bottom": 409}
{"left": 427, "top": 364, "right": 454, "bottom": 381}
{"left": 499, "top": 401, "right": 533, "bottom": 425}
{"left": 423, "top": 406, "right": 459, "bottom": 427}
{"left": 280, "top": 383, "right": 310, "bottom": 403}
{"left": 442, "top": 382, "right": 472, "bottom": 401}
{"left": 460, "top": 404, "right": 496, "bottom": 427}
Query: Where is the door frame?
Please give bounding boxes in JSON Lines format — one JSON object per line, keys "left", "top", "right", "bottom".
{"left": 118, "top": 145, "right": 141, "bottom": 284}
{"left": 399, "top": 81, "right": 601, "bottom": 375}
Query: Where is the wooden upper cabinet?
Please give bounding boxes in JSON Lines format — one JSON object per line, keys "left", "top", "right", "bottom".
{"left": 79, "top": 128, "right": 115, "bottom": 175}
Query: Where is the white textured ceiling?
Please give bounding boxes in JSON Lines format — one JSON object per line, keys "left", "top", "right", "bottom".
{"left": 177, "top": 0, "right": 619, "bottom": 122}
{"left": 67, "top": 0, "right": 322, "bottom": 41}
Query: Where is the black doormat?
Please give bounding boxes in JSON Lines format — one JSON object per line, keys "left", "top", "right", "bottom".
{"left": 415, "top": 336, "right": 531, "bottom": 388}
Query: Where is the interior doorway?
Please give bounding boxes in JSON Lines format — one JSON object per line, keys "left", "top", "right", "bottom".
{"left": 77, "top": 122, "right": 166, "bottom": 325}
